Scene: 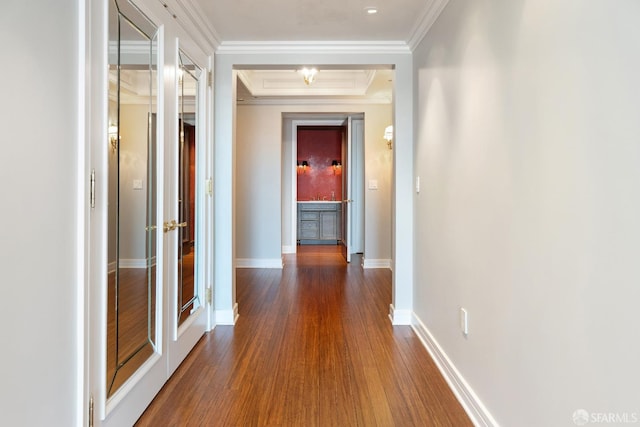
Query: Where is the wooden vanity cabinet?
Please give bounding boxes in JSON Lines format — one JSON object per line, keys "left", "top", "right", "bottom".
{"left": 297, "top": 202, "right": 342, "bottom": 244}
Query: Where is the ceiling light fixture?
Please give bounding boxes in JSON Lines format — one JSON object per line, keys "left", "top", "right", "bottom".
{"left": 365, "top": 7, "right": 378, "bottom": 14}
{"left": 301, "top": 67, "right": 318, "bottom": 85}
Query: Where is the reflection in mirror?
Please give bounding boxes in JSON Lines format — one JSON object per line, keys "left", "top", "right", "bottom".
{"left": 177, "top": 51, "right": 201, "bottom": 326}
{"left": 107, "top": 0, "right": 158, "bottom": 397}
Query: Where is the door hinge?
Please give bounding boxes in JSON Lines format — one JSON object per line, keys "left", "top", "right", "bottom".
{"left": 90, "top": 169, "right": 96, "bottom": 209}
{"left": 89, "top": 394, "right": 94, "bottom": 427}
{"left": 205, "top": 287, "right": 212, "bottom": 305}
{"left": 208, "top": 70, "right": 213, "bottom": 88}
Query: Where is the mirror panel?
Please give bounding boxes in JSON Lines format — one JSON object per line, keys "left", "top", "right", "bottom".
{"left": 107, "top": 0, "right": 159, "bottom": 397}
{"left": 177, "top": 50, "right": 201, "bottom": 326}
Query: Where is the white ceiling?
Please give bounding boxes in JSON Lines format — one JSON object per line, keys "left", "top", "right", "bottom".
{"left": 187, "top": 0, "right": 443, "bottom": 103}
{"left": 194, "top": 0, "right": 435, "bottom": 44}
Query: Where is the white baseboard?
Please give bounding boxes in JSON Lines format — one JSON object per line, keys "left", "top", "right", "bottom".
{"left": 362, "top": 258, "right": 392, "bottom": 269}
{"left": 235, "top": 258, "right": 284, "bottom": 269}
{"left": 411, "top": 313, "right": 498, "bottom": 427}
{"left": 215, "top": 303, "right": 239, "bottom": 325}
{"left": 282, "top": 245, "right": 296, "bottom": 254}
{"left": 388, "top": 304, "right": 412, "bottom": 325}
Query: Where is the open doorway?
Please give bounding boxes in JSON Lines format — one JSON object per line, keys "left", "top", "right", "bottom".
{"left": 286, "top": 117, "right": 365, "bottom": 264}
{"left": 234, "top": 68, "right": 393, "bottom": 270}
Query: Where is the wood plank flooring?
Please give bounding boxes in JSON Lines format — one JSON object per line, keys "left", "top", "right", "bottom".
{"left": 136, "top": 246, "right": 472, "bottom": 426}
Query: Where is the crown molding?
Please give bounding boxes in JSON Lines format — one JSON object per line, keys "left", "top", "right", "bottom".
{"left": 167, "top": 0, "right": 447, "bottom": 55}
{"left": 236, "top": 70, "right": 256, "bottom": 94}
{"left": 216, "top": 41, "right": 411, "bottom": 55}
{"left": 407, "top": 0, "right": 450, "bottom": 51}
{"left": 156, "top": 0, "right": 220, "bottom": 52}
{"left": 237, "top": 97, "right": 391, "bottom": 106}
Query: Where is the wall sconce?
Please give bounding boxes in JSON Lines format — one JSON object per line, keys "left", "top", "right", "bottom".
{"left": 298, "top": 160, "right": 309, "bottom": 173}
{"left": 108, "top": 123, "right": 119, "bottom": 152}
{"left": 383, "top": 125, "right": 393, "bottom": 150}
{"left": 332, "top": 160, "right": 341, "bottom": 174}
{"left": 301, "top": 67, "right": 318, "bottom": 85}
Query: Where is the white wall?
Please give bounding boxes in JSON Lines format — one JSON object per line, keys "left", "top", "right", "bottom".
{"left": 235, "top": 105, "right": 283, "bottom": 262}
{"left": 0, "top": 1, "right": 81, "bottom": 425}
{"left": 236, "top": 104, "right": 392, "bottom": 263}
{"left": 414, "top": 0, "right": 640, "bottom": 425}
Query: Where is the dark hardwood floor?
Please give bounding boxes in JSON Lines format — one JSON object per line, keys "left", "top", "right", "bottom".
{"left": 136, "top": 246, "right": 472, "bottom": 426}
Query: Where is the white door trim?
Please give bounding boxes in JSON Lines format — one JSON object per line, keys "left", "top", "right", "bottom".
{"left": 290, "top": 119, "right": 349, "bottom": 253}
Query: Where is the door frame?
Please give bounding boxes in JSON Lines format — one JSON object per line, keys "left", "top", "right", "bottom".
{"left": 341, "top": 117, "right": 353, "bottom": 262}
{"left": 288, "top": 116, "right": 364, "bottom": 257}
{"left": 290, "top": 119, "right": 346, "bottom": 254}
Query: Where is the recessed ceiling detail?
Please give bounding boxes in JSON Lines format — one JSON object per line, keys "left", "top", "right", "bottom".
{"left": 237, "top": 70, "right": 377, "bottom": 97}
{"left": 236, "top": 69, "right": 394, "bottom": 105}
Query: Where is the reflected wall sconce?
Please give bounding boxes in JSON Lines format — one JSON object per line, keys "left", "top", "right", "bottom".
{"left": 332, "top": 160, "right": 341, "bottom": 174}
{"left": 383, "top": 125, "right": 393, "bottom": 150}
{"left": 108, "top": 123, "right": 119, "bottom": 152}
{"left": 301, "top": 67, "right": 318, "bottom": 85}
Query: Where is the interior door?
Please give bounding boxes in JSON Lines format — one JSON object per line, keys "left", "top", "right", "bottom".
{"left": 168, "top": 48, "right": 208, "bottom": 373}
{"left": 341, "top": 118, "right": 353, "bottom": 262}
{"left": 89, "top": 1, "right": 213, "bottom": 425}
{"left": 90, "top": 1, "right": 167, "bottom": 425}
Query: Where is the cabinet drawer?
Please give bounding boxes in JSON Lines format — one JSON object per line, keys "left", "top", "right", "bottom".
{"left": 299, "top": 220, "right": 319, "bottom": 239}
{"left": 300, "top": 221, "right": 318, "bottom": 230}
{"left": 299, "top": 229, "right": 319, "bottom": 239}
{"left": 300, "top": 211, "right": 319, "bottom": 220}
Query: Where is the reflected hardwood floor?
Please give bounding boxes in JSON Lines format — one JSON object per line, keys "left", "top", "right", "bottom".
{"left": 107, "top": 266, "right": 156, "bottom": 396}
{"left": 136, "top": 246, "right": 472, "bottom": 426}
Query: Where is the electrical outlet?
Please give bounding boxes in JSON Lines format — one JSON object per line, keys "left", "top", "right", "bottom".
{"left": 460, "top": 308, "right": 469, "bottom": 336}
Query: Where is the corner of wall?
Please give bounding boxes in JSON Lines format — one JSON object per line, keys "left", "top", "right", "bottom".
{"left": 388, "top": 304, "right": 412, "bottom": 325}
{"left": 215, "top": 303, "right": 239, "bottom": 326}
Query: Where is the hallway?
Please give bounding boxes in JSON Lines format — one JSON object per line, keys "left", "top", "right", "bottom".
{"left": 136, "top": 246, "right": 471, "bottom": 426}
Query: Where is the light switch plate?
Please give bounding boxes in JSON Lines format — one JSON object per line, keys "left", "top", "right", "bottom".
{"left": 368, "top": 179, "right": 378, "bottom": 190}
{"left": 133, "top": 179, "right": 143, "bottom": 190}
{"left": 416, "top": 176, "right": 420, "bottom": 193}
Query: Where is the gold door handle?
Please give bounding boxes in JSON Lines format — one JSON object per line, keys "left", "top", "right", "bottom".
{"left": 163, "top": 220, "right": 177, "bottom": 233}
{"left": 163, "top": 220, "right": 187, "bottom": 233}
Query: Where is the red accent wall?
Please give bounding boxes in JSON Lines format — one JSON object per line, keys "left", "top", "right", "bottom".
{"left": 297, "top": 126, "right": 343, "bottom": 201}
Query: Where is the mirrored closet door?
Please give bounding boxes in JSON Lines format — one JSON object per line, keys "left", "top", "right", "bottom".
{"left": 106, "top": 0, "right": 160, "bottom": 399}
{"left": 90, "top": 1, "right": 212, "bottom": 425}
{"left": 167, "top": 47, "right": 208, "bottom": 372}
